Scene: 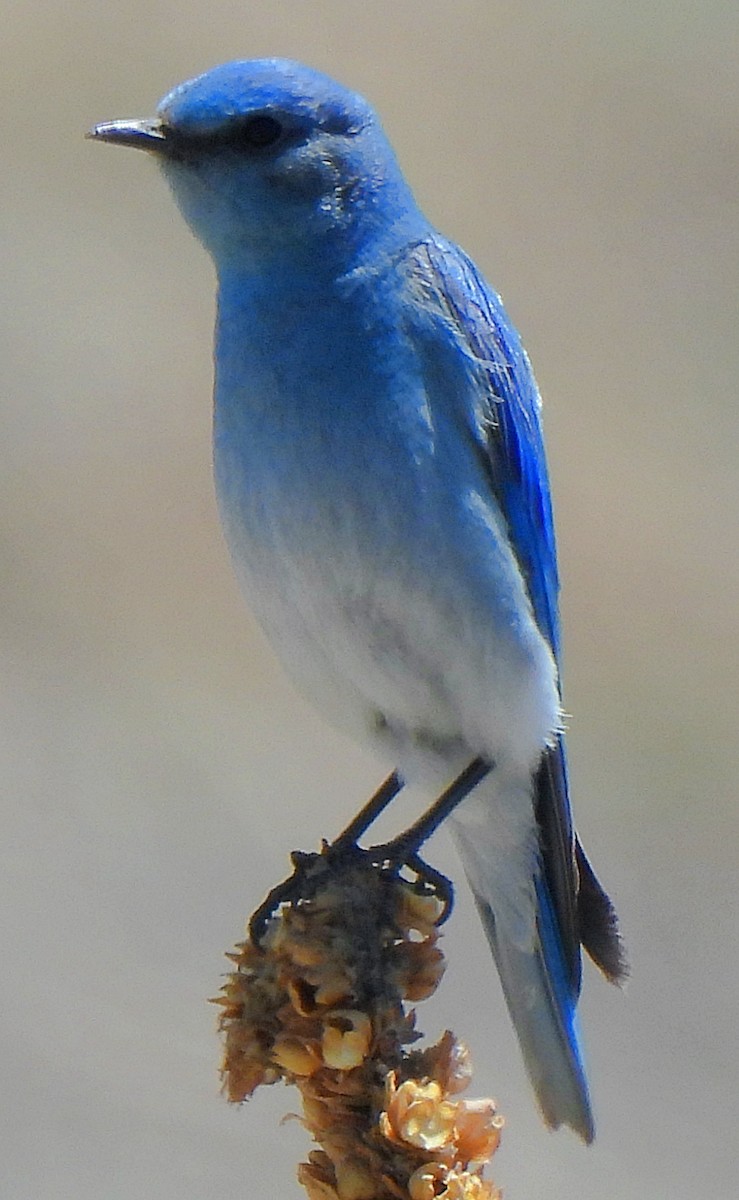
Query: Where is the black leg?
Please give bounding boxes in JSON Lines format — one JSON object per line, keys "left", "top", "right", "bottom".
{"left": 332, "top": 770, "right": 403, "bottom": 850}
{"left": 360, "top": 757, "right": 491, "bottom": 922}
{"left": 249, "top": 758, "right": 492, "bottom": 943}
{"left": 370, "top": 757, "right": 491, "bottom": 862}
{"left": 249, "top": 771, "right": 404, "bottom": 943}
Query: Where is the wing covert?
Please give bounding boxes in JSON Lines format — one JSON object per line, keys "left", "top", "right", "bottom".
{"left": 414, "top": 237, "right": 561, "bottom": 662}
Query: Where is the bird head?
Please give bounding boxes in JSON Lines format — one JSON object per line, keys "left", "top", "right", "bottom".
{"left": 91, "top": 58, "right": 423, "bottom": 274}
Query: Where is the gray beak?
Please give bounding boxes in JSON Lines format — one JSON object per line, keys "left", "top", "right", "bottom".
{"left": 88, "top": 118, "right": 169, "bottom": 153}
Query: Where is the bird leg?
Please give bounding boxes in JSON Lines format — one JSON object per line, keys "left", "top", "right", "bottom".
{"left": 360, "top": 757, "right": 491, "bottom": 920}
{"left": 249, "top": 758, "right": 491, "bottom": 942}
{"left": 249, "top": 772, "right": 402, "bottom": 941}
{"left": 368, "top": 757, "right": 491, "bottom": 860}
{"left": 331, "top": 770, "right": 404, "bottom": 850}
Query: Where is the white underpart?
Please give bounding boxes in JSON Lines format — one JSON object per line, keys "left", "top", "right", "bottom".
{"left": 218, "top": 490, "right": 560, "bottom": 947}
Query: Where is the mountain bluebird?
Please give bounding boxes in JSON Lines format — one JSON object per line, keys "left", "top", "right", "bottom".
{"left": 92, "top": 58, "right": 624, "bottom": 1141}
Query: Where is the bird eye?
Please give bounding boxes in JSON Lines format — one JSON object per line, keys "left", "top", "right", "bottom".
{"left": 236, "top": 115, "right": 284, "bottom": 149}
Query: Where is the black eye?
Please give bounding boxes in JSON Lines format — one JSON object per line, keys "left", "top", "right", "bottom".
{"left": 237, "top": 114, "right": 284, "bottom": 149}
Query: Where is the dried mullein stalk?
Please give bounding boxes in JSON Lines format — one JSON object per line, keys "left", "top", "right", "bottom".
{"left": 215, "top": 850, "right": 503, "bottom": 1200}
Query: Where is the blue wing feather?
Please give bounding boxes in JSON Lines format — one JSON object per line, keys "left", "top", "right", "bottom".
{"left": 407, "top": 236, "right": 597, "bottom": 1135}
{"left": 420, "top": 238, "right": 562, "bottom": 661}
{"left": 402, "top": 236, "right": 624, "bottom": 1137}
{"left": 410, "top": 237, "right": 583, "bottom": 994}
{"left": 416, "top": 240, "right": 627, "bottom": 990}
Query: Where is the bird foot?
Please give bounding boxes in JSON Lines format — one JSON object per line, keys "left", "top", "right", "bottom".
{"left": 249, "top": 757, "right": 491, "bottom": 943}
{"left": 248, "top": 835, "right": 454, "bottom": 944}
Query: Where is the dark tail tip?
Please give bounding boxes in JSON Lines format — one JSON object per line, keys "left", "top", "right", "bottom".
{"left": 576, "top": 839, "right": 628, "bottom": 985}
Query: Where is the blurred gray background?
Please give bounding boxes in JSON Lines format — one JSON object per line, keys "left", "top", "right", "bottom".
{"left": 2, "top": 3, "right": 737, "bottom": 1197}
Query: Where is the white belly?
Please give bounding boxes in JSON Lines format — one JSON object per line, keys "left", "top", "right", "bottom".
{"left": 218, "top": 489, "right": 561, "bottom": 781}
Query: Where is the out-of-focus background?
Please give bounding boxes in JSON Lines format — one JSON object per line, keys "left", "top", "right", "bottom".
{"left": 2, "top": 3, "right": 737, "bottom": 1197}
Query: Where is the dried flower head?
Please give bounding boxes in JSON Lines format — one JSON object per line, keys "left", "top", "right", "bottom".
{"left": 216, "top": 850, "right": 502, "bottom": 1199}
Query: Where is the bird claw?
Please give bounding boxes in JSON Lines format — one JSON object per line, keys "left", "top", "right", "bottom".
{"left": 248, "top": 839, "right": 367, "bottom": 943}
{"left": 361, "top": 840, "right": 454, "bottom": 923}
{"left": 249, "top": 834, "right": 454, "bottom": 945}
{"left": 405, "top": 852, "right": 455, "bottom": 924}
{"left": 248, "top": 848, "right": 321, "bottom": 943}
{"left": 249, "top": 761, "right": 490, "bottom": 942}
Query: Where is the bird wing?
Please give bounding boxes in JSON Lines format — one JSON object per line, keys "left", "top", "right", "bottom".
{"left": 409, "top": 237, "right": 561, "bottom": 658}
{"left": 404, "top": 236, "right": 625, "bottom": 990}
{"left": 404, "top": 236, "right": 581, "bottom": 989}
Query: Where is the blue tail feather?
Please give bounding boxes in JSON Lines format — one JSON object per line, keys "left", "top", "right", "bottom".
{"left": 473, "top": 876, "right": 595, "bottom": 1142}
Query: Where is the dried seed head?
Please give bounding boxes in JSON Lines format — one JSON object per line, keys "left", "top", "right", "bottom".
{"left": 218, "top": 853, "right": 502, "bottom": 1199}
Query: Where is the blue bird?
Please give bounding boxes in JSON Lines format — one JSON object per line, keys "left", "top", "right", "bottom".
{"left": 91, "top": 59, "right": 625, "bottom": 1140}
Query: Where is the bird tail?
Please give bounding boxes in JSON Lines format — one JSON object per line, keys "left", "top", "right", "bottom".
{"left": 450, "top": 814, "right": 595, "bottom": 1142}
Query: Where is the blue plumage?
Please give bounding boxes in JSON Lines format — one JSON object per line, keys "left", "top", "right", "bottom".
{"left": 420, "top": 240, "right": 562, "bottom": 660}
{"left": 92, "top": 58, "right": 624, "bottom": 1141}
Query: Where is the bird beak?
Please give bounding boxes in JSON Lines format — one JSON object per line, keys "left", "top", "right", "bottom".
{"left": 88, "top": 118, "right": 170, "bottom": 154}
